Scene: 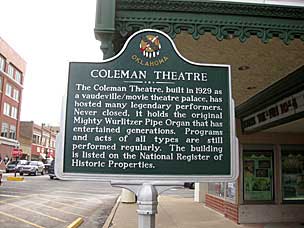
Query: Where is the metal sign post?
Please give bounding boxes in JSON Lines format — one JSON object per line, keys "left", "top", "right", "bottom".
{"left": 56, "top": 29, "right": 239, "bottom": 228}
{"left": 111, "top": 181, "right": 184, "bottom": 228}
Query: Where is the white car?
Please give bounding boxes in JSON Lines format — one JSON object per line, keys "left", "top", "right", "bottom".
{"left": 16, "top": 160, "right": 28, "bottom": 173}
{"left": 19, "top": 161, "right": 45, "bottom": 176}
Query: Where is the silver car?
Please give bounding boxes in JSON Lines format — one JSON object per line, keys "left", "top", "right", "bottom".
{"left": 19, "top": 161, "right": 45, "bottom": 176}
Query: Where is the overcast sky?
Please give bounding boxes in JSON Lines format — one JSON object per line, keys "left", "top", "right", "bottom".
{"left": 0, "top": 0, "right": 103, "bottom": 126}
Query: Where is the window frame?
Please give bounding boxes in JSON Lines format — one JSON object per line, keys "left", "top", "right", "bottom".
{"left": 9, "top": 125, "right": 16, "bottom": 139}
{"left": 12, "top": 88, "right": 19, "bottom": 101}
{"left": 15, "top": 70, "right": 22, "bottom": 84}
{"left": 1, "top": 122, "right": 9, "bottom": 138}
{"left": 0, "top": 55, "right": 5, "bottom": 72}
{"left": 33, "top": 134, "right": 41, "bottom": 144}
{"left": 3, "top": 102, "right": 10, "bottom": 116}
{"left": 7, "top": 64, "right": 14, "bottom": 78}
{"left": 11, "top": 106, "right": 18, "bottom": 119}
{"left": 5, "top": 83, "right": 12, "bottom": 97}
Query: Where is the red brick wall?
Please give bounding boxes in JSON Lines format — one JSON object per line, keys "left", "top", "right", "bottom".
{"left": 0, "top": 37, "right": 26, "bottom": 72}
{"left": 206, "top": 194, "right": 239, "bottom": 223}
{"left": 0, "top": 144, "right": 14, "bottom": 158}
{"left": 224, "top": 201, "right": 239, "bottom": 223}
{"left": 206, "top": 194, "right": 225, "bottom": 214}
{"left": 0, "top": 37, "right": 26, "bottom": 145}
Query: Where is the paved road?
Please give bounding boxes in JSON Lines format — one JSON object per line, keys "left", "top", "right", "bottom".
{"left": 0, "top": 173, "right": 121, "bottom": 228}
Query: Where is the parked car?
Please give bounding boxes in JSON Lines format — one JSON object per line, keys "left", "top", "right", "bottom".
{"left": 0, "top": 161, "right": 5, "bottom": 185}
{"left": 0, "top": 170, "right": 3, "bottom": 185}
{"left": 19, "top": 161, "right": 45, "bottom": 176}
{"left": 184, "top": 182, "right": 195, "bottom": 189}
{"left": 5, "top": 160, "right": 19, "bottom": 173}
{"left": 49, "top": 160, "right": 56, "bottom": 179}
{"left": 15, "top": 160, "right": 28, "bottom": 172}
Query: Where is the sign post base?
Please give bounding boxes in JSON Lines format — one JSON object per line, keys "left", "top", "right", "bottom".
{"left": 111, "top": 181, "right": 184, "bottom": 228}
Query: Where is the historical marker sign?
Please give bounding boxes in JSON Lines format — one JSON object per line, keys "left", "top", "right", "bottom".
{"left": 56, "top": 29, "right": 238, "bottom": 182}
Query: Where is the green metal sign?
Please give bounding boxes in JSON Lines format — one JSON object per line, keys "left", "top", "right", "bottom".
{"left": 56, "top": 29, "right": 238, "bottom": 182}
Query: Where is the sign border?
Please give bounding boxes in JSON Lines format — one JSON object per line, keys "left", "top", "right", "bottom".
{"left": 55, "top": 29, "right": 239, "bottom": 182}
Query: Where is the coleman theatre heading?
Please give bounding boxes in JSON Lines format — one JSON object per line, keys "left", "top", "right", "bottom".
{"left": 90, "top": 69, "right": 208, "bottom": 82}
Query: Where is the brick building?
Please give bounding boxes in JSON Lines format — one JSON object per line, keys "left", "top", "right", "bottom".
{"left": 19, "top": 121, "right": 59, "bottom": 161}
{"left": 0, "top": 37, "right": 26, "bottom": 162}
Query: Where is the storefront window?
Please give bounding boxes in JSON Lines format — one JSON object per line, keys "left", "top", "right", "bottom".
{"left": 243, "top": 150, "right": 273, "bottom": 201}
{"left": 208, "top": 182, "right": 225, "bottom": 198}
{"left": 282, "top": 146, "right": 304, "bottom": 202}
{"left": 208, "top": 182, "right": 237, "bottom": 201}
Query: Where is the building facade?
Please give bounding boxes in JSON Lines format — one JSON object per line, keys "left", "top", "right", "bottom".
{"left": 19, "top": 121, "right": 58, "bottom": 161}
{"left": 94, "top": 0, "right": 304, "bottom": 224}
{"left": 0, "top": 37, "right": 26, "bottom": 162}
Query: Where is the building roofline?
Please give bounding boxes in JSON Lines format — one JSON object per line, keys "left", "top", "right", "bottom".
{"left": 0, "top": 36, "right": 27, "bottom": 71}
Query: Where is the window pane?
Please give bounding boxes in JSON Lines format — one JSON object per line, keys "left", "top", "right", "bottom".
{"left": 11, "top": 106, "right": 17, "bottom": 119}
{"left": 9, "top": 125, "right": 16, "bottom": 139}
{"left": 13, "top": 89, "right": 19, "bottom": 101}
{"left": 0, "top": 55, "right": 5, "bottom": 71}
{"left": 1, "top": 123, "right": 9, "bottom": 137}
{"left": 5, "top": 83, "right": 12, "bottom": 96}
{"left": 282, "top": 149, "right": 304, "bottom": 201}
{"left": 3, "top": 102, "right": 10, "bottom": 116}
{"left": 8, "top": 64, "right": 14, "bottom": 77}
{"left": 226, "top": 182, "right": 237, "bottom": 201}
{"left": 15, "top": 70, "right": 21, "bottom": 83}
{"left": 243, "top": 151, "right": 273, "bottom": 201}
{"left": 33, "top": 134, "right": 40, "bottom": 144}
{"left": 208, "top": 182, "right": 225, "bottom": 198}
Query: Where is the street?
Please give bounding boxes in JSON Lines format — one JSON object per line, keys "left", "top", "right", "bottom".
{"left": 0, "top": 173, "right": 121, "bottom": 228}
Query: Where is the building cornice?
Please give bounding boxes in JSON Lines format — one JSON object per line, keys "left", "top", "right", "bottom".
{"left": 95, "top": 0, "right": 304, "bottom": 57}
{"left": 114, "top": 1, "right": 304, "bottom": 44}
{"left": 0, "top": 137, "right": 19, "bottom": 147}
{"left": 116, "top": 0, "right": 304, "bottom": 19}
{"left": 115, "top": 11, "right": 304, "bottom": 44}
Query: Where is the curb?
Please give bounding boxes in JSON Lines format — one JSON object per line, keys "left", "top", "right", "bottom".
{"left": 7, "top": 176, "right": 24, "bottom": 181}
{"left": 66, "top": 217, "right": 83, "bottom": 228}
{"left": 102, "top": 196, "right": 121, "bottom": 228}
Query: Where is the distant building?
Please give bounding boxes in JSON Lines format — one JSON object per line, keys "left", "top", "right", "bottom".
{"left": 0, "top": 37, "right": 26, "bottom": 161}
{"left": 19, "top": 121, "right": 59, "bottom": 161}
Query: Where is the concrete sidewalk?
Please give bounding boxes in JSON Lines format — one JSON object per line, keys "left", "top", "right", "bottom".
{"left": 104, "top": 195, "right": 304, "bottom": 228}
{"left": 104, "top": 195, "right": 255, "bottom": 228}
